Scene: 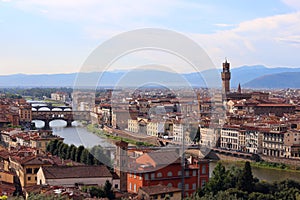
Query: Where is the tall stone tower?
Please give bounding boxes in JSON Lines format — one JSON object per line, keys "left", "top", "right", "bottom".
{"left": 221, "top": 59, "right": 231, "bottom": 94}
{"left": 115, "top": 141, "right": 128, "bottom": 192}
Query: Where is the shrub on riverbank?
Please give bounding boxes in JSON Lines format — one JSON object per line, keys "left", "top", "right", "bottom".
{"left": 192, "top": 161, "right": 300, "bottom": 200}
{"left": 220, "top": 159, "right": 294, "bottom": 172}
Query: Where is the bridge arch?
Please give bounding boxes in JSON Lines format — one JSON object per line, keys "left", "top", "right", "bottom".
{"left": 52, "top": 108, "right": 63, "bottom": 111}
{"left": 49, "top": 119, "right": 68, "bottom": 128}
{"left": 32, "top": 110, "right": 90, "bottom": 129}
{"left": 38, "top": 107, "right": 51, "bottom": 111}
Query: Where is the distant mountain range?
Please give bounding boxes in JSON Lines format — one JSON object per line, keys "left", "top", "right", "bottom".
{"left": 1, "top": 65, "right": 300, "bottom": 88}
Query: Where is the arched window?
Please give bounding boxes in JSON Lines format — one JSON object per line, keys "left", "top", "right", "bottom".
{"left": 202, "top": 165, "right": 206, "bottom": 174}
{"left": 167, "top": 183, "right": 172, "bottom": 187}
{"left": 157, "top": 172, "right": 162, "bottom": 178}
{"left": 167, "top": 171, "right": 173, "bottom": 177}
{"left": 178, "top": 182, "right": 182, "bottom": 189}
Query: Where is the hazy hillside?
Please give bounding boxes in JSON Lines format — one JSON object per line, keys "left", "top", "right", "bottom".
{"left": 244, "top": 72, "right": 300, "bottom": 88}
{"left": 1, "top": 65, "right": 300, "bottom": 88}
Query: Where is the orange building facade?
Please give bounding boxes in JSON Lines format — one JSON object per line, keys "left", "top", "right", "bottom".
{"left": 127, "top": 151, "right": 209, "bottom": 197}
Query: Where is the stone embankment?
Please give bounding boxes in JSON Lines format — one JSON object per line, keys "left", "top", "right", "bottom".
{"left": 207, "top": 150, "right": 300, "bottom": 169}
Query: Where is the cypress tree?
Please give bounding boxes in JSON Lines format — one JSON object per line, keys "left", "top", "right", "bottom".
{"left": 80, "top": 149, "right": 89, "bottom": 164}
{"left": 237, "top": 161, "right": 254, "bottom": 193}
{"left": 75, "top": 145, "right": 84, "bottom": 162}
{"left": 69, "top": 144, "right": 77, "bottom": 160}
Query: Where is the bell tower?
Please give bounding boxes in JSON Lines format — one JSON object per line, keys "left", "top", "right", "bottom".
{"left": 221, "top": 59, "right": 231, "bottom": 94}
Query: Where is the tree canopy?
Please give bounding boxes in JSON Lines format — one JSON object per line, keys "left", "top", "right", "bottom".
{"left": 196, "top": 162, "right": 300, "bottom": 200}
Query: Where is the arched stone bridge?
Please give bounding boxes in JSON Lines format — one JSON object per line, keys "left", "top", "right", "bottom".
{"left": 31, "top": 105, "right": 72, "bottom": 111}
{"left": 32, "top": 110, "right": 90, "bottom": 129}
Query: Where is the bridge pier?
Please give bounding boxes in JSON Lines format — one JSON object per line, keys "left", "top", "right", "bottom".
{"left": 67, "top": 120, "right": 73, "bottom": 127}
{"left": 43, "top": 120, "right": 50, "bottom": 130}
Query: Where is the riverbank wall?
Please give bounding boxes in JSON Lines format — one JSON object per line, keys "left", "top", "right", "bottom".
{"left": 261, "top": 155, "right": 300, "bottom": 168}
{"left": 206, "top": 150, "right": 253, "bottom": 162}
{"left": 207, "top": 150, "right": 300, "bottom": 169}
{"left": 103, "top": 126, "right": 159, "bottom": 146}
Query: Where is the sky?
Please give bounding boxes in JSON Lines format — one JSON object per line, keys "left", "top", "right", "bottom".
{"left": 1, "top": 0, "right": 300, "bottom": 74}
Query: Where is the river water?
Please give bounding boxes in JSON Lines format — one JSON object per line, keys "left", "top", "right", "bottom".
{"left": 32, "top": 119, "right": 114, "bottom": 148}
{"left": 33, "top": 119, "right": 300, "bottom": 183}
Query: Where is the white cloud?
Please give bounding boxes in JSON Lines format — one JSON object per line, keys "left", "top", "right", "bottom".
{"left": 12, "top": 0, "right": 173, "bottom": 22}
{"left": 3, "top": 0, "right": 300, "bottom": 73}
{"left": 282, "top": 0, "right": 300, "bottom": 10}
{"left": 214, "top": 23, "right": 236, "bottom": 28}
{"left": 69, "top": 8, "right": 300, "bottom": 71}
{"left": 191, "top": 11, "right": 300, "bottom": 68}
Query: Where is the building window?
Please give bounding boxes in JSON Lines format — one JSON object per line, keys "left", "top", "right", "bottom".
{"left": 151, "top": 173, "right": 155, "bottom": 180}
{"left": 161, "top": 194, "right": 165, "bottom": 198}
{"left": 134, "top": 173, "right": 136, "bottom": 178}
{"left": 185, "top": 171, "right": 189, "bottom": 177}
{"left": 193, "top": 170, "right": 197, "bottom": 176}
{"left": 28, "top": 176, "right": 31, "bottom": 181}
{"left": 34, "top": 168, "right": 39, "bottom": 174}
{"left": 157, "top": 172, "right": 162, "bottom": 178}
{"left": 129, "top": 173, "right": 132, "bottom": 178}
{"left": 178, "top": 171, "right": 182, "bottom": 176}
{"left": 167, "top": 171, "right": 173, "bottom": 177}
{"left": 167, "top": 183, "right": 172, "bottom": 187}
{"left": 134, "top": 184, "right": 136, "bottom": 192}
{"left": 26, "top": 168, "right": 32, "bottom": 174}
{"left": 145, "top": 174, "right": 149, "bottom": 180}
{"left": 202, "top": 165, "right": 206, "bottom": 174}
{"left": 192, "top": 183, "right": 196, "bottom": 190}
{"left": 115, "top": 184, "right": 118, "bottom": 189}
{"left": 129, "top": 183, "right": 132, "bottom": 190}
{"left": 139, "top": 174, "right": 142, "bottom": 180}
{"left": 169, "top": 193, "right": 173, "bottom": 197}
{"left": 185, "top": 184, "right": 189, "bottom": 190}
{"left": 178, "top": 182, "right": 182, "bottom": 189}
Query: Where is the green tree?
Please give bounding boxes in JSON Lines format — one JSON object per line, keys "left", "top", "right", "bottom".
{"left": 75, "top": 145, "right": 84, "bottom": 162}
{"left": 203, "top": 162, "right": 228, "bottom": 194}
{"left": 92, "top": 145, "right": 111, "bottom": 165}
{"left": 103, "top": 180, "right": 115, "bottom": 200}
{"left": 224, "top": 166, "right": 242, "bottom": 189}
{"left": 60, "top": 143, "right": 69, "bottom": 159}
{"left": 54, "top": 140, "right": 63, "bottom": 156}
{"left": 237, "top": 161, "right": 255, "bottom": 193}
{"left": 80, "top": 149, "right": 89, "bottom": 164}
{"left": 89, "top": 186, "right": 105, "bottom": 198}
{"left": 87, "top": 151, "right": 94, "bottom": 165}
{"left": 200, "top": 190, "right": 240, "bottom": 200}
{"left": 248, "top": 192, "right": 275, "bottom": 200}
{"left": 46, "top": 139, "right": 59, "bottom": 154}
{"left": 68, "top": 144, "right": 77, "bottom": 160}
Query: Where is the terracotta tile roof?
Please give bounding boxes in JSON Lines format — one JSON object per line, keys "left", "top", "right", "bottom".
{"left": 136, "top": 151, "right": 180, "bottom": 167}
{"left": 0, "top": 149, "right": 9, "bottom": 160}
{"left": 139, "top": 184, "right": 181, "bottom": 195}
{"left": 21, "top": 156, "right": 53, "bottom": 165}
{"left": 41, "top": 165, "right": 112, "bottom": 179}
{"left": 256, "top": 103, "right": 295, "bottom": 107}
{"left": 10, "top": 155, "right": 53, "bottom": 166}
{"left": 0, "top": 182, "right": 16, "bottom": 196}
